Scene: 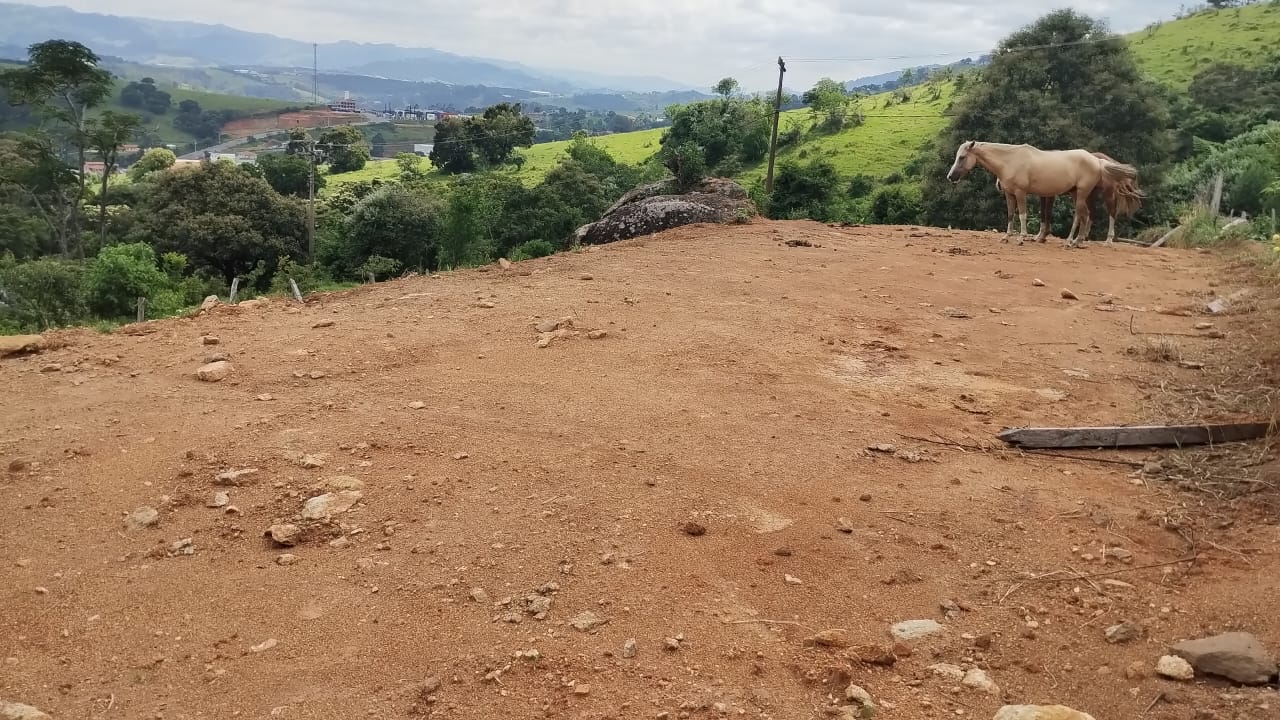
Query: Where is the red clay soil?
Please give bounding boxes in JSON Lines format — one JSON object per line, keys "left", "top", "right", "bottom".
{"left": 222, "top": 110, "right": 365, "bottom": 137}
{"left": 2, "top": 220, "right": 1277, "bottom": 720}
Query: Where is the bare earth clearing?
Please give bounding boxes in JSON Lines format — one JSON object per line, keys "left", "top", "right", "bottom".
{"left": 2, "top": 220, "right": 1278, "bottom": 720}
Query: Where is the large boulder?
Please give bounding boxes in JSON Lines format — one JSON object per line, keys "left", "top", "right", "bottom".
{"left": 573, "top": 177, "right": 755, "bottom": 246}
{"left": 1170, "top": 632, "right": 1278, "bottom": 685}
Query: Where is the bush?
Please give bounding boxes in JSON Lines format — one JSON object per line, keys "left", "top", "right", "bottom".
{"left": 668, "top": 142, "right": 708, "bottom": 192}
{"left": 0, "top": 256, "right": 88, "bottom": 331}
{"left": 84, "top": 243, "right": 170, "bottom": 319}
{"left": 769, "top": 159, "right": 840, "bottom": 220}
{"left": 847, "top": 174, "right": 876, "bottom": 199}
{"left": 868, "top": 184, "right": 924, "bottom": 225}
{"left": 510, "top": 239, "right": 556, "bottom": 261}
{"left": 269, "top": 258, "right": 333, "bottom": 296}
{"left": 345, "top": 185, "right": 445, "bottom": 272}
{"left": 357, "top": 255, "right": 403, "bottom": 281}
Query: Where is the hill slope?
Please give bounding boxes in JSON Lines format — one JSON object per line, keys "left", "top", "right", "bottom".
{"left": 1122, "top": 3, "right": 1280, "bottom": 86}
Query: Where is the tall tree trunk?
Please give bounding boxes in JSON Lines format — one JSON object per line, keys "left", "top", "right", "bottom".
{"left": 98, "top": 168, "right": 110, "bottom": 246}
{"left": 73, "top": 138, "right": 87, "bottom": 259}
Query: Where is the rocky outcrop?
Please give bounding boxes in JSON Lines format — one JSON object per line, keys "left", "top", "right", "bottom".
{"left": 573, "top": 177, "right": 756, "bottom": 246}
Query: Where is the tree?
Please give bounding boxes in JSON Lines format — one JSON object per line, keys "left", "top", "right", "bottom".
{"left": 120, "top": 78, "right": 171, "bottom": 115}
{"left": 83, "top": 110, "right": 144, "bottom": 244}
{"left": 0, "top": 40, "right": 114, "bottom": 257}
{"left": 658, "top": 97, "right": 772, "bottom": 175}
{"left": 83, "top": 242, "right": 169, "bottom": 318}
{"left": 318, "top": 124, "right": 370, "bottom": 173}
{"left": 131, "top": 161, "right": 306, "bottom": 283}
{"left": 802, "top": 78, "right": 852, "bottom": 132}
{"left": 428, "top": 103, "right": 535, "bottom": 174}
{"left": 0, "top": 131, "right": 79, "bottom": 257}
{"left": 369, "top": 131, "right": 387, "bottom": 158}
{"left": 343, "top": 185, "right": 444, "bottom": 272}
{"left": 395, "top": 151, "right": 427, "bottom": 182}
{"left": 919, "top": 9, "right": 1171, "bottom": 235}
{"left": 769, "top": 159, "right": 840, "bottom": 218}
{"left": 128, "top": 147, "right": 176, "bottom": 181}
{"left": 713, "top": 77, "right": 740, "bottom": 98}
{"left": 256, "top": 152, "right": 322, "bottom": 197}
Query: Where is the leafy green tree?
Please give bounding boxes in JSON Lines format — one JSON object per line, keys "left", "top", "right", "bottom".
{"left": 131, "top": 161, "right": 306, "bottom": 284}
{"left": 343, "top": 185, "right": 444, "bottom": 272}
{"left": 256, "top": 152, "right": 321, "bottom": 197}
{"left": 0, "top": 40, "right": 114, "bottom": 257}
{"left": 665, "top": 142, "right": 708, "bottom": 192}
{"left": 919, "top": 9, "right": 1172, "bottom": 234}
{"left": 713, "top": 77, "right": 740, "bottom": 98}
{"left": 396, "top": 151, "right": 427, "bottom": 182}
{"left": 128, "top": 147, "right": 176, "bottom": 181}
{"left": 802, "top": 78, "right": 851, "bottom": 132}
{"left": 83, "top": 110, "right": 144, "bottom": 244}
{"left": 0, "top": 131, "right": 79, "bottom": 257}
{"left": 769, "top": 159, "right": 840, "bottom": 219}
{"left": 318, "top": 124, "right": 370, "bottom": 174}
{"left": 120, "top": 78, "right": 172, "bottom": 115}
{"left": 658, "top": 97, "right": 771, "bottom": 175}
{"left": 428, "top": 103, "right": 535, "bottom": 174}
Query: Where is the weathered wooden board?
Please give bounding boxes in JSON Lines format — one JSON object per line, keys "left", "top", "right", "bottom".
{"left": 998, "top": 422, "right": 1272, "bottom": 449}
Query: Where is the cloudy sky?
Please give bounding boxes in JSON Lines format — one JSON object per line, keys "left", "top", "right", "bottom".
{"left": 15, "top": 1, "right": 1189, "bottom": 88}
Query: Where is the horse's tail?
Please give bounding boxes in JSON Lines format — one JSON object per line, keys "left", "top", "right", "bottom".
{"left": 1114, "top": 180, "right": 1144, "bottom": 216}
{"left": 1100, "top": 159, "right": 1139, "bottom": 184}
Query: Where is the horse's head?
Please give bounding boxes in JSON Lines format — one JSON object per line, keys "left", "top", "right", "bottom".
{"left": 946, "top": 140, "right": 978, "bottom": 182}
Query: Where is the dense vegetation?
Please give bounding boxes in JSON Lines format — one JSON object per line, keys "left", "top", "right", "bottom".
{"left": 3, "top": 3, "right": 1280, "bottom": 336}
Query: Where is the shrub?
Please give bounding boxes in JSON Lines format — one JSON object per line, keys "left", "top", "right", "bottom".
{"left": 84, "top": 243, "right": 170, "bottom": 319}
{"left": 0, "top": 257, "right": 88, "bottom": 331}
{"left": 269, "top": 258, "right": 333, "bottom": 295}
{"left": 768, "top": 159, "right": 840, "bottom": 220}
{"left": 668, "top": 142, "right": 708, "bottom": 192}
{"left": 847, "top": 174, "right": 876, "bottom": 199}
{"left": 510, "top": 239, "right": 556, "bottom": 261}
{"left": 357, "top": 255, "right": 404, "bottom": 281}
{"left": 868, "top": 184, "right": 924, "bottom": 225}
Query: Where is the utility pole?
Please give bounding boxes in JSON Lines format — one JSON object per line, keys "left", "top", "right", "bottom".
{"left": 306, "top": 139, "right": 316, "bottom": 262}
{"left": 765, "top": 56, "right": 786, "bottom": 194}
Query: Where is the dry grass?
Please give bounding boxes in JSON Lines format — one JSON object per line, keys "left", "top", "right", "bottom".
{"left": 1130, "top": 336, "right": 1183, "bottom": 363}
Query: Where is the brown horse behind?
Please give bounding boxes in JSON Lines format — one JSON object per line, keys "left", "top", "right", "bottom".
{"left": 947, "top": 140, "right": 1138, "bottom": 247}
{"left": 997, "top": 151, "right": 1144, "bottom": 245}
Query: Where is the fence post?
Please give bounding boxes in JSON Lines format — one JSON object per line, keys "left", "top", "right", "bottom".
{"left": 229, "top": 277, "right": 240, "bottom": 304}
{"left": 288, "top": 278, "right": 304, "bottom": 302}
{"left": 367, "top": 272, "right": 376, "bottom": 283}
{"left": 136, "top": 297, "right": 146, "bottom": 323}
{"left": 1209, "top": 173, "right": 1224, "bottom": 216}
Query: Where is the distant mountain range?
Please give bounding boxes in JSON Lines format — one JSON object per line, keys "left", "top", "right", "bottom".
{"left": 0, "top": 1, "right": 696, "bottom": 94}
{"left": 844, "top": 55, "right": 992, "bottom": 92}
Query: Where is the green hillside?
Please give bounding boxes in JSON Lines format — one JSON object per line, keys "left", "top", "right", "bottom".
{"left": 1128, "top": 2, "right": 1280, "bottom": 86}
{"left": 104, "top": 82, "right": 305, "bottom": 145}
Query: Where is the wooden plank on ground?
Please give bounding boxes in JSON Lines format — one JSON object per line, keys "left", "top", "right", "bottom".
{"left": 997, "top": 422, "right": 1272, "bottom": 449}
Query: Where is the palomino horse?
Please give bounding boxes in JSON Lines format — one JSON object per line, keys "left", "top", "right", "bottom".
{"left": 947, "top": 141, "right": 1138, "bottom": 247}
{"left": 995, "top": 152, "right": 1144, "bottom": 246}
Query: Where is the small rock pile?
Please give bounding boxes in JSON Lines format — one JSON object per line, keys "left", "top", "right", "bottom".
{"left": 572, "top": 177, "right": 756, "bottom": 245}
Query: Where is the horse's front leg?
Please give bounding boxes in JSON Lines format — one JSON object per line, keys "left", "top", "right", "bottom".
{"left": 1015, "top": 191, "right": 1029, "bottom": 245}
{"left": 1002, "top": 192, "right": 1016, "bottom": 243}
{"left": 1104, "top": 214, "right": 1116, "bottom": 246}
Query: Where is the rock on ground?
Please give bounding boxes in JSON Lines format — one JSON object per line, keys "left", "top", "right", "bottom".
{"left": 572, "top": 177, "right": 756, "bottom": 245}
{"left": 0, "top": 702, "right": 51, "bottom": 720}
{"left": 1104, "top": 621, "right": 1141, "bottom": 644}
{"left": 568, "top": 611, "right": 608, "bottom": 632}
{"left": 962, "top": 668, "right": 999, "bottom": 694}
{"left": 1170, "top": 632, "right": 1278, "bottom": 685}
{"left": 125, "top": 506, "right": 160, "bottom": 530}
{"left": 300, "top": 490, "right": 363, "bottom": 520}
{"left": 891, "top": 619, "right": 944, "bottom": 641}
{"left": 928, "top": 663, "right": 965, "bottom": 681}
{"left": 1156, "top": 654, "right": 1195, "bottom": 680}
{"left": 993, "top": 706, "right": 1097, "bottom": 720}
{"left": 196, "top": 360, "right": 232, "bottom": 382}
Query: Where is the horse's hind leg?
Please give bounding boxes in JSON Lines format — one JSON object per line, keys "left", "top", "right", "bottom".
{"left": 1036, "top": 195, "right": 1052, "bottom": 242}
{"left": 1104, "top": 194, "right": 1117, "bottom": 245}
{"left": 1002, "top": 192, "right": 1016, "bottom": 243}
{"left": 1071, "top": 193, "right": 1093, "bottom": 248}
{"left": 1015, "top": 191, "right": 1029, "bottom": 245}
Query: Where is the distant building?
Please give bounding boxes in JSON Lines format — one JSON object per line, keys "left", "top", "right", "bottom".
{"left": 328, "top": 91, "right": 359, "bottom": 113}
{"left": 413, "top": 143, "right": 434, "bottom": 156}
{"left": 81, "top": 161, "right": 107, "bottom": 175}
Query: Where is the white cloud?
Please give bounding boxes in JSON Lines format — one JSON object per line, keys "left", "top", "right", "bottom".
{"left": 13, "top": 0, "right": 1189, "bottom": 89}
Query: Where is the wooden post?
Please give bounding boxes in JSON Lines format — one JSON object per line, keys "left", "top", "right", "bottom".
{"left": 1149, "top": 225, "right": 1181, "bottom": 249}
{"left": 1209, "top": 173, "right": 1224, "bottom": 216}
{"left": 764, "top": 57, "right": 786, "bottom": 195}
{"left": 288, "top": 279, "right": 304, "bottom": 302}
{"left": 1271, "top": 208, "right": 1276, "bottom": 237}
{"left": 229, "top": 277, "right": 240, "bottom": 304}
{"left": 136, "top": 297, "right": 146, "bottom": 323}
{"left": 366, "top": 272, "right": 376, "bottom": 283}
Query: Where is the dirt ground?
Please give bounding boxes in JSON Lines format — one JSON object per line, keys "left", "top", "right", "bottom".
{"left": 2, "top": 220, "right": 1278, "bottom": 720}
{"left": 222, "top": 110, "right": 365, "bottom": 137}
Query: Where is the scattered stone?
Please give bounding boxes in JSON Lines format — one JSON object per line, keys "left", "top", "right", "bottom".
{"left": 255, "top": 393, "right": 274, "bottom": 402}
{"left": 498, "top": 258, "right": 512, "bottom": 270}
{"left": 214, "top": 468, "right": 258, "bottom": 486}
{"left": 1157, "top": 655, "right": 1195, "bottom": 681}
{"left": 0, "top": 701, "right": 51, "bottom": 720}
{"left": 125, "top": 506, "right": 160, "bottom": 530}
{"left": 0, "top": 334, "right": 45, "bottom": 357}
{"left": 891, "top": 619, "right": 944, "bottom": 641}
{"left": 470, "top": 587, "right": 490, "bottom": 603}
{"left": 569, "top": 611, "right": 608, "bottom": 632}
{"left": 168, "top": 538, "right": 194, "bottom": 556}
{"left": 39, "top": 364, "right": 61, "bottom": 373}
{"left": 680, "top": 521, "right": 706, "bottom": 536}
{"left": 312, "top": 320, "right": 335, "bottom": 328}
{"left": 300, "top": 490, "right": 363, "bottom": 520}
{"left": 587, "top": 329, "right": 608, "bottom": 340}
{"left": 201, "top": 335, "right": 220, "bottom": 345}
{"left": 1170, "top": 632, "right": 1278, "bottom": 685}
{"left": 845, "top": 684, "right": 874, "bottom": 709}
{"left": 1033, "top": 279, "right": 1047, "bottom": 287}
{"left": 572, "top": 683, "right": 591, "bottom": 696}
{"left": 835, "top": 517, "right": 855, "bottom": 533}
{"left": 1105, "top": 547, "right": 1134, "bottom": 563}
{"left": 773, "top": 546, "right": 793, "bottom": 557}
{"left": 784, "top": 574, "right": 803, "bottom": 585}
{"left": 265, "top": 523, "right": 301, "bottom": 547}
{"left": 1105, "top": 621, "right": 1141, "bottom": 644}
{"left": 275, "top": 554, "right": 300, "bottom": 566}
{"left": 929, "top": 663, "right": 965, "bottom": 681}
{"left": 868, "top": 443, "right": 896, "bottom": 453}
{"left": 7, "top": 459, "right": 30, "bottom": 473}
{"left": 308, "top": 370, "right": 326, "bottom": 379}
{"left": 943, "top": 306, "right": 972, "bottom": 319}
{"left": 195, "top": 360, "right": 232, "bottom": 382}
{"left": 579, "top": 273, "right": 594, "bottom": 281}
{"left": 859, "top": 493, "right": 872, "bottom": 502}
{"left": 1194, "top": 322, "right": 1214, "bottom": 330}
{"left": 1061, "top": 289, "right": 1078, "bottom": 300}
{"left": 851, "top": 643, "right": 897, "bottom": 666}
{"left": 474, "top": 300, "right": 497, "bottom": 309}
{"left": 205, "top": 492, "right": 230, "bottom": 508}
{"left": 249, "top": 638, "right": 278, "bottom": 653}
{"left": 940, "top": 599, "right": 963, "bottom": 619}
{"left": 963, "top": 668, "right": 1000, "bottom": 694}
{"left": 1177, "top": 360, "right": 1206, "bottom": 370}
{"left": 805, "top": 630, "right": 849, "bottom": 648}
{"left": 622, "top": 638, "right": 638, "bottom": 658}
{"left": 324, "top": 476, "right": 365, "bottom": 491}
{"left": 1125, "top": 660, "right": 1148, "bottom": 680}
{"left": 204, "top": 352, "right": 229, "bottom": 363}
{"left": 452, "top": 452, "right": 470, "bottom": 460}
{"left": 408, "top": 401, "right": 426, "bottom": 409}
{"left": 328, "top": 537, "right": 351, "bottom": 549}
{"left": 198, "top": 295, "right": 220, "bottom": 313}
{"left": 664, "top": 636, "right": 682, "bottom": 651}
{"left": 535, "top": 318, "right": 560, "bottom": 333}
{"left": 993, "top": 706, "right": 1097, "bottom": 720}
